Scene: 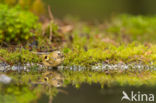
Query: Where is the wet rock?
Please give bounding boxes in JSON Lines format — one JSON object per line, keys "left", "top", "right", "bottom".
{"left": 12, "top": 65, "right": 25, "bottom": 71}
{"left": 0, "top": 74, "right": 12, "bottom": 84}
{"left": 0, "top": 66, "right": 5, "bottom": 71}
{"left": 0, "top": 63, "right": 10, "bottom": 71}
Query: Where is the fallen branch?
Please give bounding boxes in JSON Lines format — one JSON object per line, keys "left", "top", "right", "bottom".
{"left": 48, "top": 5, "right": 54, "bottom": 41}
{"left": 48, "top": 5, "right": 54, "bottom": 20}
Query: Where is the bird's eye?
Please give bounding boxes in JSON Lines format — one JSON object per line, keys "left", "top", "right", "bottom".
{"left": 45, "top": 56, "right": 47, "bottom": 59}
{"left": 45, "top": 56, "right": 49, "bottom": 60}
{"left": 44, "top": 77, "right": 49, "bottom": 81}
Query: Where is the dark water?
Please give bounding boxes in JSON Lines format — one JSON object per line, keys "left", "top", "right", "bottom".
{"left": 40, "top": 84, "right": 156, "bottom": 103}
{"left": 53, "top": 84, "right": 121, "bottom": 103}
{"left": 1, "top": 70, "right": 156, "bottom": 103}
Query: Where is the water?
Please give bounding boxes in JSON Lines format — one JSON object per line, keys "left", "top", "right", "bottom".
{"left": 52, "top": 84, "right": 121, "bottom": 103}
{"left": 0, "top": 66, "right": 156, "bottom": 103}
{"left": 41, "top": 84, "right": 156, "bottom": 103}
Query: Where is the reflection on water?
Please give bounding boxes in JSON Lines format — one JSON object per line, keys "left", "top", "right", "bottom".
{"left": 52, "top": 84, "right": 156, "bottom": 103}
{"left": 0, "top": 69, "right": 156, "bottom": 103}
{"left": 41, "top": 71, "right": 64, "bottom": 87}
{"left": 0, "top": 71, "right": 62, "bottom": 103}
{"left": 53, "top": 84, "right": 122, "bottom": 103}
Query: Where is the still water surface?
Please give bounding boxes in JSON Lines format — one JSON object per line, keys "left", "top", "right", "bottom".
{"left": 41, "top": 84, "right": 156, "bottom": 103}
{"left": 0, "top": 68, "right": 156, "bottom": 103}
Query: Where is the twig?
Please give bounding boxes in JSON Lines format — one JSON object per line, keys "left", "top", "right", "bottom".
{"left": 49, "top": 21, "right": 53, "bottom": 41}
{"left": 48, "top": 5, "right": 54, "bottom": 41}
{"left": 48, "top": 5, "right": 54, "bottom": 21}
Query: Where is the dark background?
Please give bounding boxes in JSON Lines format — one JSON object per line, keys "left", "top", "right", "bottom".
{"left": 44, "top": 0, "right": 156, "bottom": 20}
{"left": 39, "top": 84, "right": 156, "bottom": 103}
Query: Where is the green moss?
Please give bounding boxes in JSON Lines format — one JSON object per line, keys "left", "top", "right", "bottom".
{"left": 62, "top": 70, "right": 156, "bottom": 88}
{"left": 0, "top": 48, "right": 41, "bottom": 64}
{"left": 63, "top": 39, "right": 156, "bottom": 66}
{"left": 63, "top": 15, "right": 156, "bottom": 66}
{"left": 0, "top": 4, "right": 41, "bottom": 44}
{"left": 106, "top": 15, "right": 156, "bottom": 42}
{"left": 1, "top": 14, "right": 156, "bottom": 67}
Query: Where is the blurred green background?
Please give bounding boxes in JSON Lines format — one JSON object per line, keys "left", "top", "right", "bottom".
{"left": 44, "top": 0, "right": 156, "bottom": 20}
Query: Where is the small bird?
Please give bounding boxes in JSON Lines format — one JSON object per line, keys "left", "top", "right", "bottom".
{"left": 42, "top": 51, "right": 64, "bottom": 67}
{"left": 41, "top": 71, "right": 64, "bottom": 87}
